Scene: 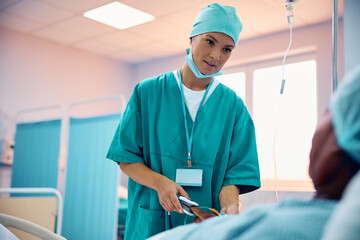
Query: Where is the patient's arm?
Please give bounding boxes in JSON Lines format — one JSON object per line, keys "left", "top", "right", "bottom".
{"left": 189, "top": 206, "right": 216, "bottom": 223}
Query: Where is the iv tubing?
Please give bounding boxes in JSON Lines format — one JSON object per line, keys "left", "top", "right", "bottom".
{"left": 282, "top": 22, "right": 293, "bottom": 80}
{"left": 273, "top": 4, "right": 294, "bottom": 202}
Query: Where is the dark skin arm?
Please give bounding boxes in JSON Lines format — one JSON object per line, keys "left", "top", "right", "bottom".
{"left": 309, "top": 112, "right": 358, "bottom": 200}
{"left": 190, "top": 206, "right": 217, "bottom": 223}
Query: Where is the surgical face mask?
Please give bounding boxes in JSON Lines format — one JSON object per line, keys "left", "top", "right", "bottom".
{"left": 184, "top": 53, "right": 223, "bottom": 79}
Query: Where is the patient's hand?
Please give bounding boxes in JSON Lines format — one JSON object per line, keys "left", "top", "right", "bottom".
{"left": 189, "top": 206, "right": 217, "bottom": 223}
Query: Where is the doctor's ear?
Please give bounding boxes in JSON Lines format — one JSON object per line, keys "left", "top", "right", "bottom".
{"left": 189, "top": 37, "right": 192, "bottom": 46}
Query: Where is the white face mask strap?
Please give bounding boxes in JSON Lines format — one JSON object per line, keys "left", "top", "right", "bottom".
{"left": 186, "top": 46, "right": 191, "bottom": 55}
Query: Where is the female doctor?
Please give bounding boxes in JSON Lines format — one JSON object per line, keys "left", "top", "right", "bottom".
{"left": 107, "top": 3, "right": 260, "bottom": 239}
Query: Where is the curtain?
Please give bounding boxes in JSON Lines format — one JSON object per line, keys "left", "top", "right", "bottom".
{"left": 11, "top": 120, "right": 61, "bottom": 193}
{"left": 62, "top": 114, "right": 120, "bottom": 240}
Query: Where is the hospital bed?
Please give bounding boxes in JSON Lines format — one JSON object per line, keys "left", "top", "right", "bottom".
{"left": 0, "top": 187, "right": 64, "bottom": 239}
{"left": 5, "top": 104, "right": 65, "bottom": 238}
{"left": 0, "top": 213, "right": 66, "bottom": 240}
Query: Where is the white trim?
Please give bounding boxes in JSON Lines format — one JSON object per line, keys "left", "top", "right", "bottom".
{"left": 15, "top": 105, "right": 65, "bottom": 123}
{"left": 68, "top": 95, "right": 126, "bottom": 117}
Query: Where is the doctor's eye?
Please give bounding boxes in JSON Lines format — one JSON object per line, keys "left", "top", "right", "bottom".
{"left": 206, "top": 39, "right": 215, "bottom": 45}
{"left": 224, "top": 48, "right": 232, "bottom": 53}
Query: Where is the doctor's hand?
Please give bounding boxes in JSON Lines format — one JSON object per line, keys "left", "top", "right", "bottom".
{"left": 155, "top": 176, "right": 189, "bottom": 213}
{"left": 220, "top": 202, "right": 239, "bottom": 215}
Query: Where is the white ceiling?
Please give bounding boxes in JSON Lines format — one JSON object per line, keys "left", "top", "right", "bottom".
{"left": 0, "top": 0, "right": 343, "bottom": 64}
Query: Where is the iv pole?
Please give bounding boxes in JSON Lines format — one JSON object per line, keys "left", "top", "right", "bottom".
{"left": 332, "top": 0, "right": 338, "bottom": 93}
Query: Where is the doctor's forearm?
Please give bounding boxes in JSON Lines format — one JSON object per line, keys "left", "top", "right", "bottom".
{"left": 219, "top": 185, "right": 240, "bottom": 214}
{"left": 119, "top": 162, "right": 167, "bottom": 191}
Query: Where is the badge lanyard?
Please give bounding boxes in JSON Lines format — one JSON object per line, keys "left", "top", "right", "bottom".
{"left": 178, "top": 69, "right": 213, "bottom": 168}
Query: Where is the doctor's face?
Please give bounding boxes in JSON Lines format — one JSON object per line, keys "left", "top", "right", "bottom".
{"left": 190, "top": 32, "right": 234, "bottom": 75}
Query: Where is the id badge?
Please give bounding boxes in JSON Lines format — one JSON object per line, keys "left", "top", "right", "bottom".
{"left": 175, "top": 169, "right": 203, "bottom": 187}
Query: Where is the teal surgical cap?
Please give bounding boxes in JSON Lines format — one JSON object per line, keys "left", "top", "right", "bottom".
{"left": 190, "top": 3, "right": 242, "bottom": 46}
{"left": 329, "top": 64, "right": 360, "bottom": 163}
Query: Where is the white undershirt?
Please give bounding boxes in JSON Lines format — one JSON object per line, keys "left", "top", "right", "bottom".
{"left": 173, "top": 70, "right": 219, "bottom": 121}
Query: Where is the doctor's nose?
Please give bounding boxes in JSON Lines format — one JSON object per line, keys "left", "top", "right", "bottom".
{"left": 209, "top": 49, "right": 221, "bottom": 60}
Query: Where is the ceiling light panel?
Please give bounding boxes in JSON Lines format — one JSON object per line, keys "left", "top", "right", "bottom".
{"left": 83, "top": 1, "right": 155, "bottom": 30}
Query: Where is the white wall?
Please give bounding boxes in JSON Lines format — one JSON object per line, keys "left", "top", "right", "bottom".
{"left": 132, "top": 20, "right": 344, "bottom": 120}
{"left": 0, "top": 27, "right": 133, "bottom": 122}
{"left": 2, "top": 20, "right": 344, "bottom": 124}
{"left": 131, "top": 53, "right": 185, "bottom": 89}
{"left": 0, "top": 27, "right": 134, "bottom": 188}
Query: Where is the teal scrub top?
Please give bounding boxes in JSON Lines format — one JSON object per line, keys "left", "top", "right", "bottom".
{"left": 107, "top": 71, "right": 260, "bottom": 240}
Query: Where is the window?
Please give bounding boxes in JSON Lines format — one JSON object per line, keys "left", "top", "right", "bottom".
{"left": 217, "top": 72, "right": 246, "bottom": 100}
{"left": 253, "top": 60, "right": 317, "bottom": 181}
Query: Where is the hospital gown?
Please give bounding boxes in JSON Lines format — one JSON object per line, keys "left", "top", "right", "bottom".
{"left": 107, "top": 71, "right": 260, "bottom": 240}
{"left": 156, "top": 198, "right": 338, "bottom": 240}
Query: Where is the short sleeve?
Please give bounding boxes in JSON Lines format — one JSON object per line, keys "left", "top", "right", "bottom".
{"left": 223, "top": 102, "right": 261, "bottom": 194}
{"left": 106, "top": 85, "right": 144, "bottom": 163}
